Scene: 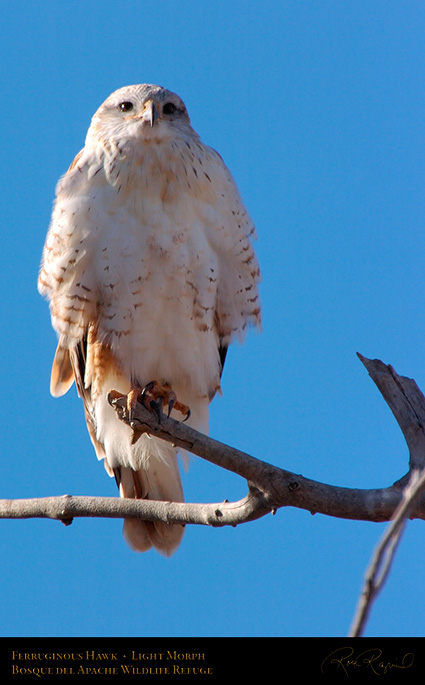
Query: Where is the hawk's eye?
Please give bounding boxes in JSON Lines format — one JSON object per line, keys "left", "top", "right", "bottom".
{"left": 119, "top": 101, "right": 134, "bottom": 112}
{"left": 163, "top": 102, "right": 177, "bottom": 115}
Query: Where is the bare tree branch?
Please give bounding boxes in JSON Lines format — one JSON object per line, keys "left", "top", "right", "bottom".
{"left": 346, "top": 355, "right": 425, "bottom": 636}
{"left": 357, "top": 353, "right": 425, "bottom": 473}
{"left": 0, "top": 487, "right": 269, "bottom": 527}
{"left": 349, "top": 467, "right": 425, "bottom": 637}
{"left": 2, "top": 355, "right": 425, "bottom": 535}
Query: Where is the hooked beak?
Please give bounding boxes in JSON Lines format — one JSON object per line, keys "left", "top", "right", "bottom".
{"left": 144, "top": 100, "right": 160, "bottom": 128}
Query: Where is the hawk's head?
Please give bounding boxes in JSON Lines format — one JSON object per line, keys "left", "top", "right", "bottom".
{"left": 86, "top": 84, "right": 194, "bottom": 148}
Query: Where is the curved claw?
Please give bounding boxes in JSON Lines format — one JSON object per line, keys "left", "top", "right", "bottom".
{"left": 167, "top": 397, "right": 175, "bottom": 418}
{"left": 149, "top": 397, "right": 164, "bottom": 423}
{"left": 109, "top": 381, "right": 191, "bottom": 424}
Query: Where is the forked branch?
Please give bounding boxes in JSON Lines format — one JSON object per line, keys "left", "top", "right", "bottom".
{"left": 2, "top": 355, "right": 425, "bottom": 530}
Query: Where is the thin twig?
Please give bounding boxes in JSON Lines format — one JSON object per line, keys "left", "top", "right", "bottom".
{"left": 349, "top": 467, "right": 425, "bottom": 637}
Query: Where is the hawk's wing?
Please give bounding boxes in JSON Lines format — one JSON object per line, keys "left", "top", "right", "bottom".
{"left": 200, "top": 145, "right": 261, "bottom": 351}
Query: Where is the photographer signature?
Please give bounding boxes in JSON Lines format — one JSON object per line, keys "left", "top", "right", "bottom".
{"left": 321, "top": 647, "right": 414, "bottom": 677}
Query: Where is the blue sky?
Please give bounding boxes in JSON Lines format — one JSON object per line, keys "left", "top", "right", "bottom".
{"left": 1, "top": 1, "right": 424, "bottom": 639}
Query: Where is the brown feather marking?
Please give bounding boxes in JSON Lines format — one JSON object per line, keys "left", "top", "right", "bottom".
{"left": 85, "top": 325, "right": 125, "bottom": 402}
{"left": 67, "top": 325, "right": 125, "bottom": 464}
{"left": 68, "top": 149, "right": 84, "bottom": 171}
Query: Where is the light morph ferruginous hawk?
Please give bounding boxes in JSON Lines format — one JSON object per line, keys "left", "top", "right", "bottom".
{"left": 38, "top": 84, "right": 261, "bottom": 555}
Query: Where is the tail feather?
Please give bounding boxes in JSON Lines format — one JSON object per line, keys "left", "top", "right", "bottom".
{"left": 115, "top": 436, "right": 185, "bottom": 556}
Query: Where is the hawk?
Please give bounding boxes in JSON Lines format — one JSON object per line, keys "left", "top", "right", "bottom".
{"left": 38, "top": 84, "right": 261, "bottom": 555}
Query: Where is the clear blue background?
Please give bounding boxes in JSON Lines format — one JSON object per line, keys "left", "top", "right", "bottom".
{"left": 0, "top": 1, "right": 424, "bottom": 638}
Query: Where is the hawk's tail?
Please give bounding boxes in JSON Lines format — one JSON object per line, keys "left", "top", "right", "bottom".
{"left": 114, "top": 435, "right": 185, "bottom": 556}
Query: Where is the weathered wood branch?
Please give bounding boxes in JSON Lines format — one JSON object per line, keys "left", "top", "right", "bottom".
{"left": 357, "top": 353, "right": 425, "bottom": 474}
{"left": 0, "top": 488, "right": 269, "bottom": 527}
{"left": 1, "top": 355, "right": 425, "bottom": 529}
{"left": 349, "top": 467, "right": 425, "bottom": 637}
